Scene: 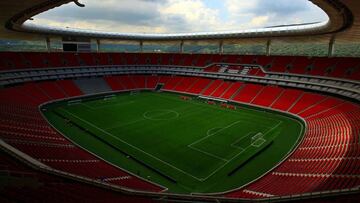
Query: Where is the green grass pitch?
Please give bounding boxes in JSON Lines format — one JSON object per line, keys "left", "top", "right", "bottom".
{"left": 43, "top": 91, "right": 304, "bottom": 194}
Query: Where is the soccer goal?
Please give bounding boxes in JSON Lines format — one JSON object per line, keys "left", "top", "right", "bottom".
{"left": 67, "top": 99, "right": 82, "bottom": 106}
{"left": 103, "top": 94, "right": 116, "bottom": 101}
{"left": 130, "top": 91, "right": 140, "bottom": 96}
{"left": 251, "top": 132, "right": 266, "bottom": 147}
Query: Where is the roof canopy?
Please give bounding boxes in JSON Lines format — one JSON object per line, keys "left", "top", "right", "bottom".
{"left": 0, "top": 0, "right": 359, "bottom": 44}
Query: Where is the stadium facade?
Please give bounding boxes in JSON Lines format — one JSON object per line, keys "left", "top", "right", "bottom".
{"left": 0, "top": 0, "right": 359, "bottom": 202}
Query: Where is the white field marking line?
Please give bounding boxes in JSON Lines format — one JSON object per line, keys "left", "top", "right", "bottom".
{"left": 104, "top": 99, "right": 206, "bottom": 131}
{"left": 192, "top": 117, "right": 305, "bottom": 196}
{"left": 247, "top": 121, "right": 283, "bottom": 148}
{"left": 206, "top": 127, "right": 222, "bottom": 136}
{"left": 105, "top": 117, "right": 147, "bottom": 131}
{"left": 72, "top": 95, "right": 290, "bottom": 182}
{"left": 157, "top": 93, "right": 251, "bottom": 115}
{"left": 97, "top": 100, "right": 135, "bottom": 109}
{"left": 187, "top": 145, "right": 228, "bottom": 162}
{"left": 190, "top": 120, "right": 272, "bottom": 149}
{"left": 45, "top": 93, "right": 305, "bottom": 193}
{"left": 107, "top": 110, "right": 178, "bottom": 130}
{"left": 81, "top": 103, "right": 96, "bottom": 110}
{"left": 188, "top": 121, "right": 242, "bottom": 147}
{"left": 159, "top": 93, "right": 293, "bottom": 132}
{"left": 188, "top": 120, "right": 283, "bottom": 181}
{"left": 230, "top": 131, "right": 255, "bottom": 149}
{"left": 105, "top": 96, "right": 190, "bottom": 130}
{"left": 62, "top": 109, "right": 205, "bottom": 181}
{"left": 83, "top": 100, "right": 135, "bottom": 110}
{"left": 261, "top": 121, "right": 283, "bottom": 139}
{"left": 251, "top": 138, "right": 266, "bottom": 148}
{"left": 106, "top": 109, "right": 183, "bottom": 131}
{"left": 67, "top": 102, "right": 82, "bottom": 106}
{"left": 81, "top": 102, "right": 149, "bottom": 131}
{"left": 40, "top": 108, "right": 168, "bottom": 192}
{"left": 157, "top": 93, "right": 283, "bottom": 123}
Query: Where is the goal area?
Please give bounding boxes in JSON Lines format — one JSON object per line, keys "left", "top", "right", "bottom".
{"left": 251, "top": 132, "right": 266, "bottom": 147}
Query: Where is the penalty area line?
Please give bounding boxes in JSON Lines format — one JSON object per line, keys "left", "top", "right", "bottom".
{"left": 188, "top": 120, "right": 242, "bottom": 147}
{"left": 231, "top": 131, "right": 255, "bottom": 149}
{"left": 187, "top": 145, "right": 228, "bottom": 162}
{"left": 61, "top": 109, "right": 206, "bottom": 182}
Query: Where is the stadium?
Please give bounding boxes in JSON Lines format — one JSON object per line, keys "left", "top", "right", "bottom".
{"left": 0, "top": 0, "right": 359, "bottom": 202}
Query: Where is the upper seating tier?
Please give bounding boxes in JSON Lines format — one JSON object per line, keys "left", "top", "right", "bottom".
{"left": 1, "top": 52, "right": 359, "bottom": 81}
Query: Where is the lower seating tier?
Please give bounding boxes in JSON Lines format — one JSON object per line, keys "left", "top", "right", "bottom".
{"left": 0, "top": 74, "right": 359, "bottom": 199}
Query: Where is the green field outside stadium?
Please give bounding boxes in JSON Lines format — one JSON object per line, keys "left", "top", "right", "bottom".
{"left": 42, "top": 91, "right": 304, "bottom": 194}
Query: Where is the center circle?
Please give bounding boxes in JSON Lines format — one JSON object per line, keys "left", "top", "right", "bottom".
{"left": 143, "top": 109, "right": 179, "bottom": 121}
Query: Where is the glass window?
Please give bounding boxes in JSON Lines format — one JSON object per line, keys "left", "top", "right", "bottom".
{"left": 99, "top": 40, "right": 140, "bottom": 52}
{"left": 0, "top": 39, "right": 47, "bottom": 52}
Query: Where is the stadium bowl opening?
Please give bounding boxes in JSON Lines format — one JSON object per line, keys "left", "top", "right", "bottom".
{"left": 0, "top": 0, "right": 359, "bottom": 202}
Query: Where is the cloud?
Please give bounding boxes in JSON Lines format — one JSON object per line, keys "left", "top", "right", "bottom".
{"left": 253, "top": 0, "right": 309, "bottom": 14}
{"left": 251, "top": 16, "right": 269, "bottom": 27}
{"left": 223, "top": 0, "right": 328, "bottom": 28}
{"left": 160, "top": 0, "right": 224, "bottom": 32}
{"left": 32, "top": 0, "right": 328, "bottom": 33}
{"left": 40, "top": 0, "right": 164, "bottom": 26}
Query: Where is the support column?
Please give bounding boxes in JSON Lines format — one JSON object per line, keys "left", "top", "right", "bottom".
{"left": 96, "top": 39, "right": 100, "bottom": 52}
{"left": 219, "top": 40, "right": 224, "bottom": 54}
{"left": 328, "top": 35, "right": 336, "bottom": 57}
{"left": 179, "top": 41, "right": 184, "bottom": 53}
{"left": 140, "top": 40, "right": 143, "bottom": 53}
{"left": 266, "top": 39, "right": 271, "bottom": 56}
{"left": 45, "top": 37, "right": 51, "bottom": 52}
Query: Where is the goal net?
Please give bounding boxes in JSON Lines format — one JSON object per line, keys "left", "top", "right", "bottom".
{"left": 67, "top": 99, "right": 82, "bottom": 106}
{"left": 251, "top": 132, "right": 266, "bottom": 147}
{"left": 130, "top": 91, "right": 140, "bottom": 96}
{"left": 104, "top": 94, "right": 116, "bottom": 101}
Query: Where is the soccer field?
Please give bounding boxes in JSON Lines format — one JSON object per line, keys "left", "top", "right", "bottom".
{"left": 43, "top": 91, "right": 304, "bottom": 194}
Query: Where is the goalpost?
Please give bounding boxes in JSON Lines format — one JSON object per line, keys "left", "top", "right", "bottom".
{"left": 130, "top": 90, "right": 140, "bottom": 96}
{"left": 104, "top": 94, "right": 116, "bottom": 100}
{"left": 67, "top": 99, "right": 82, "bottom": 106}
{"left": 251, "top": 132, "right": 266, "bottom": 147}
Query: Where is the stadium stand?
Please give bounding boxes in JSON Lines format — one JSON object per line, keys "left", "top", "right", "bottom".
{"left": 146, "top": 75, "right": 159, "bottom": 89}
{"left": 186, "top": 78, "right": 212, "bottom": 95}
{"left": 251, "top": 86, "right": 284, "bottom": 107}
{"left": 56, "top": 80, "right": 83, "bottom": 97}
{"left": 118, "top": 75, "right": 137, "bottom": 90}
{"left": 74, "top": 78, "right": 112, "bottom": 94}
{"left": 201, "top": 79, "right": 223, "bottom": 96}
{"left": 104, "top": 76, "right": 126, "bottom": 91}
{"left": 211, "top": 81, "right": 231, "bottom": 98}
{"left": 0, "top": 150, "right": 158, "bottom": 202}
{"left": 0, "top": 70, "right": 358, "bottom": 199}
{"left": 270, "top": 89, "right": 304, "bottom": 111}
{"left": 132, "top": 75, "right": 147, "bottom": 89}
{"left": 2, "top": 0, "right": 360, "bottom": 201}
{"left": 0, "top": 84, "right": 164, "bottom": 193}
{"left": 1, "top": 52, "right": 360, "bottom": 81}
{"left": 173, "top": 76, "right": 197, "bottom": 92}
{"left": 232, "top": 84, "right": 264, "bottom": 103}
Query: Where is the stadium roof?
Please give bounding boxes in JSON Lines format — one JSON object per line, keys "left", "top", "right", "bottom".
{"left": 0, "top": 0, "right": 359, "bottom": 43}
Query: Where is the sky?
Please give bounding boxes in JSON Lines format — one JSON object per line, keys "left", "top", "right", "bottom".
{"left": 31, "top": 0, "right": 328, "bottom": 34}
